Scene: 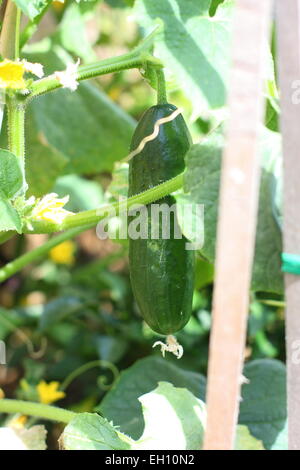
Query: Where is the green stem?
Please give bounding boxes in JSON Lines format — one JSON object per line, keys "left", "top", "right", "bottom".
{"left": 156, "top": 68, "right": 167, "bottom": 104}
{"left": 7, "top": 98, "right": 25, "bottom": 157}
{"left": 14, "top": 7, "right": 21, "bottom": 60}
{"left": 0, "top": 399, "right": 76, "bottom": 423}
{"left": 26, "top": 53, "right": 162, "bottom": 101}
{"left": 0, "top": 0, "right": 17, "bottom": 59}
{"left": 6, "top": 96, "right": 26, "bottom": 191}
{"left": 0, "top": 172, "right": 184, "bottom": 282}
{"left": 0, "top": 225, "right": 90, "bottom": 282}
{"left": 61, "top": 172, "right": 184, "bottom": 230}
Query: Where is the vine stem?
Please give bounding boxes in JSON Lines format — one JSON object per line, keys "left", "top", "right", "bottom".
{"left": 0, "top": 172, "right": 184, "bottom": 282}
{"left": 29, "top": 172, "right": 184, "bottom": 233}
{"left": 26, "top": 54, "right": 162, "bottom": 101}
{"left": 24, "top": 24, "right": 162, "bottom": 99}
{"left": 60, "top": 360, "right": 119, "bottom": 392}
{"left": 0, "top": 226, "right": 89, "bottom": 282}
{"left": 0, "top": 399, "right": 76, "bottom": 423}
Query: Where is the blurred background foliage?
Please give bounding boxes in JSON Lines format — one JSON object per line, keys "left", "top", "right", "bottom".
{"left": 0, "top": 0, "right": 285, "bottom": 449}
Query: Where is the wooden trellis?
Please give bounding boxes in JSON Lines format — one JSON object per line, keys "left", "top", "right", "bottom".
{"left": 204, "top": 0, "right": 300, "bottom": 451}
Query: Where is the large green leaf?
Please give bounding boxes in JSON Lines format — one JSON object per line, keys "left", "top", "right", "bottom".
{"left": 63, "top": 360, "right": 283, "bottom": 450}
{"left": 64, "top": 382, "right": 264, "bottom": 450}
{"left": 184, "top": 128, "right": 283, "bottom": 294}
{"left": 239, "top": 359, "right": 287, "bottom": 450}
{"left": 13, "top": 0, "right": 51, "bottom": 19}
{"left": 30, "top": 82, "right": 136, "bottom": 175}
{"left": 25, "top": 111, "right": 67, "bottom": 197}
{"left": 57, "top": 2, "right": 96, "bottom": 62}
{"left": 22, "top": 45, "right": 136, "bottom": 189}
{"left": 134, "top": 0, "right": 234, "bottom": 111}
{"left": 98, "top": 356, "right": 206, "bottom": 439}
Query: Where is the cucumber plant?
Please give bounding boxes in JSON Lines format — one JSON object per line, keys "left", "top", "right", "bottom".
{"left": 0, "top": 0, "right": 286, "bottom": 452}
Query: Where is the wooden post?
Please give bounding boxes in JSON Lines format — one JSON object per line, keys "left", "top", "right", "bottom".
{"left": 276, "top": 0, "right": 300, "bottom": 451}
{"left": 203, "top": 0, "right": 272, "bottom": 450}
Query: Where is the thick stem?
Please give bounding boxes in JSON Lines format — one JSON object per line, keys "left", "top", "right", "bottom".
{"left": 0, "top": 0, "right": 17, "bottom": 59}
{"left": 156, "top": 68, "right": 167, "bottom": 104}
{"left": 6, "top": 96, "right": 26, "bottom": 191}
{"left": 61, "top": 172, "right": 184, "bottom": 230}
{"left": 0, "top": 172, "right": 184, "bottom": 281}
{"left": 0, "top": 399, "right": 76, "bottom": 423}
{"left": 26, "top": 54, "right": 162, "bottom": 101}
{"left": 7, "top": 98, "right": 25, "bottom": 157}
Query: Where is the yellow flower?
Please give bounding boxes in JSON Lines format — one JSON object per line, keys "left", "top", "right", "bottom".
{"left": 0, "top": 59, "right": 44, "bottom": 89}
{"left": 49, "top": 240, "right": 76, "bottom": 265}
{"left": 31, "top": 193, "right": 73, "bottom": 225}
{"left": 0, "top": 388, "right": 5, "bottom": 399}
{"left": 0, "top": 60, "right": 26, "bottom": 89}
{"left": 37, "top": 380, "right": 65, "bottom": 405}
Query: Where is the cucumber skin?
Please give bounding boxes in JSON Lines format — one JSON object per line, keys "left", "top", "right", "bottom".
{"left": 128, "top": 104, "right": 195, "bottom": 335}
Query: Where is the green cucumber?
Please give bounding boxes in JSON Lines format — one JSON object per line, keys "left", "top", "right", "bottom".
{"left": 128, "top": 104, "right": 195, "bottom": 335}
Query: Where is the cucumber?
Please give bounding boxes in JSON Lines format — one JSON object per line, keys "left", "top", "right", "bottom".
{"left": 128, "top": 104, "right": 195, "bottom": 335}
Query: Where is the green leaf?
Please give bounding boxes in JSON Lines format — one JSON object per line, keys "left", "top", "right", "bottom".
{"left": 239, "top": 359, "right": 287, "bottom": 450}
{"left": 32, "top": 83, "right": 136, "bottom": 175}
{"left": 133, "top": 382, "right": 206, "bottom": 450}
{"left": 0, "top": 190, "right": 22, "bottom": 232}
{"left": 134, "top": 0, "right": 234, "bottom": 111}
{"left": 98, "top": 356, "right": 206, "bottom": 439}
{"left": 13, "top": 0, "right": 51, "bottom": 19}
{"left": 53, "top": 175, "right": 104, "bottom": 212}
{"left": 95, "top": 335, "right": 128, "bottom": 364}
{"left": 22, "top": 45, "right": 136, "bottom": 183}
{"left": 0, "top": 149, "right": 23, "bottom": 198}
{"left": 184, "top": 128, "right": 283, "bottom": 294}
{"left": 25, "top": 112, "right": 68, "bottom": 197}
{"left": 62, "top": 413, "right": 131, "bottom": 450}
{"left": 57, "top": 2, "right": 96, "bottom": 62}
{"left": 38, "top": 296, "right": 86, "bottom": 332}
{"left": 235, "top": 425, "right": 264, "bottom": 450}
